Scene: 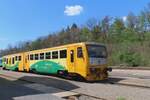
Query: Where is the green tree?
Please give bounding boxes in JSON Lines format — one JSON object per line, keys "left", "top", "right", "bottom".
{"left": 79, "top": 27, "right": 92, "bottom": 42}
{"left": 111, "top": 18, "right": 125, "bottom": 34}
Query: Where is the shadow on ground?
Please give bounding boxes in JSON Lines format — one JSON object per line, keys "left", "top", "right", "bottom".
{"left": 93, "top": 77, "right": 126, "bottom": 84}
{"left": 18, "top": 75, "right": 80, "bottom": 90}
{"left": 0, "top": 75, "right": 80, "bottom": 100}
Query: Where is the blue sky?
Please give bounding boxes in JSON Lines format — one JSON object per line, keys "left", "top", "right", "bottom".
{"left": 0, "top": 0, "right": 149, "bottom": 49}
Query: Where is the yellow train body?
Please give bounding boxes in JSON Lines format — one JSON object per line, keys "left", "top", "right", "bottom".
{"left": 2, "top": 42, "right": 111, "bottom": 81}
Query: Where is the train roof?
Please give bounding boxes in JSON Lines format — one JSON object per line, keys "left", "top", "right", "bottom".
{"left": 26, "top": 42, "right": 105, "bottom": 53}
{"left": 2, "top": 42, "right": 105, "bottom": 57}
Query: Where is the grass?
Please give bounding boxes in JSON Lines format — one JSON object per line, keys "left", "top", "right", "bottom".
{"left": 117, "top": 97, "right": 126, "bottom": 100}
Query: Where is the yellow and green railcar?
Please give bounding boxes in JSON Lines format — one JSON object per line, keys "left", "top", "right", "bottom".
{"left": 2, "top": 42, "right": 112, "bottom": 81}
{"left": 2, "top": 53, "right": 24, "bottom": 71}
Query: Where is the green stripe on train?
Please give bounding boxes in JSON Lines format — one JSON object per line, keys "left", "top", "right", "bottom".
{"left": 5, "top": 62, "right": 19, "bottom": 71}
{"left": 30, "top": 61, "right": 66, "bottom": 74}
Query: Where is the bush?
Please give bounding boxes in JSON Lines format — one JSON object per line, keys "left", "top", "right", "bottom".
{"left": 119, "top": 51, "right": 141, "bottom": 67}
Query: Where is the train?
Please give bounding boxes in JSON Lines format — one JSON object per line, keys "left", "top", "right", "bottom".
{"left": 1, "top": 42, "right": 112, "bottom": 81}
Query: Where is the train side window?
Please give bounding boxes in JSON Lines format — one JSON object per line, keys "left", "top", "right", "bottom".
{"left": 52, "top": 51, "right": 58, "bottom": 59}
{"left": 46, "top": 52, "right": 51, "bottom": 59}
{"left": 6, "top": 58, "right": 8, "bottom": 64}
{"left": 40, "top": 53, "right": 44, "bottom": 60}
{"left": 30, "top": 54, "right": 34, "bottom": 60}
{"left": 35, "top": 54, "right": 39, "bottom": 60}
{"left": 77, "top": 47, "right": 83, "bottom": 58}
{"left": 70, "top": 50, "right": 74, "bottom": 62}
{"left": 15, "top": 56, "right": 18, "bottom": 61}
{"left": 28, "top": 55, "right": 30, "bottom": 60}
{"left": 60, "top": 50, "right": 67, "bottom": 58}
{"left": 12, "top": 57, "right": 15, "bottom": 64}
{"left": 19, "top": 56, "right": 21, "bottom": 61}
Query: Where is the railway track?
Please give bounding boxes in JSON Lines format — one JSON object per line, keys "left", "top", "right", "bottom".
{"left": 108, "top": 81, "right": 150, "bottom": 89}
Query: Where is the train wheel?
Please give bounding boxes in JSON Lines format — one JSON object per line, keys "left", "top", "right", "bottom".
{"left": 14, "top": 68, "right": 18, "bottom": 71}
{"left": 73, "top": 76, "right": 86, "bottom": 82}
{"left": 2, "top": 67, "right": 6, "bottom": 70}
{"left": 57, "top": 70, "right": 72, "bottom": 79}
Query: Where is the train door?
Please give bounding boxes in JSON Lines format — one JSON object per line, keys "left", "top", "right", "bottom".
{"left": 75, "top": 46, "right": 86, "bottom": 76}
{"left": 24, "top": 53, "right": 30, "bottom": 72}
{"left": 18, "top": 54, "right": 24, "bottom": 71}
{"left": 67, "top": 46, "right": 76, "bottom": 72}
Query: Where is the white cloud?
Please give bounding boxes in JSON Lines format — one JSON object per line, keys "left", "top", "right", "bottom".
{"left": 64, "top": 5, "right": 83, "bottom": 16}
{"left": 122, "top": 16, "right": 127, "bottom": 22}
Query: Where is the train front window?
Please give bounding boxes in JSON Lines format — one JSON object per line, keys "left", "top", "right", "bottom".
{"left": 77, "top": 47, "right": 83, "bottom": 58}
{"left": 87, "top": 45, "right": 107, "bottom": 58}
